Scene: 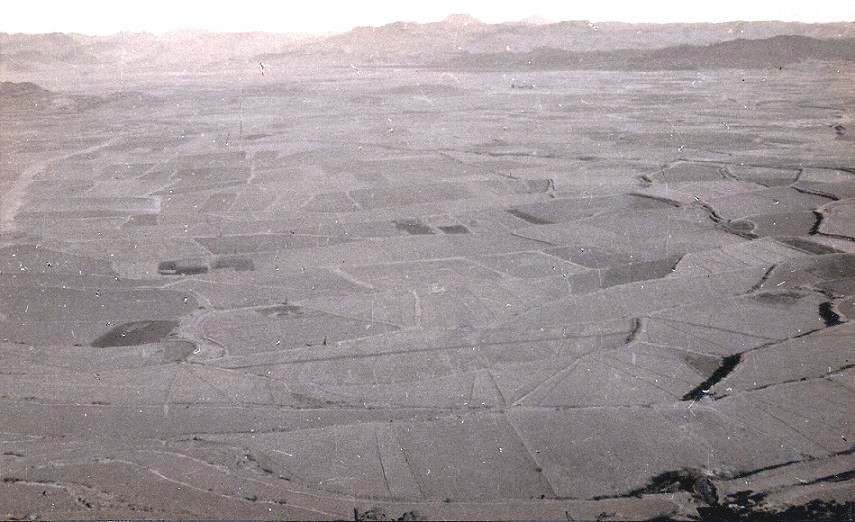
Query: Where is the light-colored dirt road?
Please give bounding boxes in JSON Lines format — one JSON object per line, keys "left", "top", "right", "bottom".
{"left": 1, "top": 136, "right": 120, "bottom": 235}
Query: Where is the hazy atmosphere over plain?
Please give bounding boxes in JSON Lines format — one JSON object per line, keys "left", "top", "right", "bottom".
{"left": 3, "top": 0, "right": 855, "bottom": 34}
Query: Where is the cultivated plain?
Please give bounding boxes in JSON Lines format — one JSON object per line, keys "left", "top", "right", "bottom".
{"left": 1, "top": 34, "right": 854, "bottom": 519}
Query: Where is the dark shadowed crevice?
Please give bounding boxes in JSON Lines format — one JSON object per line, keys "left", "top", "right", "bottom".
{"left": 777, "top": 237, "right": 843, "bottom": 255}
{"left": 697, "top": 498, "right": 855, "bottom": 521}
{"left": 800, "top": 469, "right": 855, "bottom": 486}
{"left": 791, "top": 185, "right": 841, "bottom": 200}
{"left": 628, "top": 193, "right": 682, "bottom": 208}
{"left": 438, "top": 224, "right": 470, "bottom": 234}
{"left": 506, "top": 208, "right": 554, "bottom": 225}
{"left": 158, "top": 260, "right": 208, "bottom": 275}
{"left": 625, "top": 469, "right": 718, "bottom": 506}
{"left": 819, "top": 302, "right": 842, "bottom": 326}
{"left": 747, "top": 264, "right": 777, "bottom": 293}
{"left": 625, "top": 317, "right": 645, "bottom": 344}
{"left": 724, "top": 458, "right": 807, "bottom": 481}
{"left": 718, "top": 166, "right": 742, "bottom": 182}
{"left": 636, "top": 173, "right": 654, "bottom": 187}
{"left": 809, "top": 210, "right": 825, "bottom": 235}
{"left": 353, "top": 507, "right": 423, "bottom": 521}
{"left": 695, "top": 201, "right": 723, "bottom": 223}
{"left": 683, "top": 354, "right": 742, "bottom": 401}
{"left": 744, "top": 363, "right": 855, "bottom": 394}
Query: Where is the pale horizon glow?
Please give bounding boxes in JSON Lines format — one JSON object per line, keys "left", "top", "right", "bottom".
{"left": 3, "top": 0, "right": 854, "bottom": 36}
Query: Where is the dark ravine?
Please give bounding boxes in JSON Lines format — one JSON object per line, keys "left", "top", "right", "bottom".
{"left": 626, "top": 468, "right": 719, "bottom": 506}
{"left": 777, "top": 237, "right": 843, "bottom": 256}
{"left": 809, "top": 210, "right": 825, "bottom": 235}
{"left": 819, "top": 301, "right": 843, "bottom": 326}
{"left": 696, "top": 498, "right": 855, "bottom": 521}
{"left": 507, "top": 208, "right": 554, "bottom": 225}
{"left": 625, "top": 317, "right": 645, "bottom": 344}
{"left": 799, "top": 468, "right": 855, "bottom": 486}
{"left": 682, "top": 354, "right": 742, "bottom": 401}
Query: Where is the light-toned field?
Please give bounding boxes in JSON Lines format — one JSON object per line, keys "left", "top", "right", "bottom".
{"left": 1, "top": 64, "right": 854, "bottom": 520}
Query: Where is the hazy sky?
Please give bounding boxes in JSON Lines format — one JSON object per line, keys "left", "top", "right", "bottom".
{"left": 4, "top": 0, "right": 854, "bottom": 35}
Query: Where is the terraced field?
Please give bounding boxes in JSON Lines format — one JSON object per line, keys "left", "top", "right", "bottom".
{"left": 1, "top": 65, "right": 854, "bottom": 519}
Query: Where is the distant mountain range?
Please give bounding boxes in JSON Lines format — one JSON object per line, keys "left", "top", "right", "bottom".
{"left": 0, "top": 30, "right": 314, "bottom": 73}
{"left": 448, "top": 35, "right": 855, "bottom": 70}
{"left": 268, "top": 15, "right": 855, "bottom": 65}
{"left": 2, "top": 14, "right": 854, "bottom": 76}
{"left": 0, "top": 80, "right": 50, "bottom": 97}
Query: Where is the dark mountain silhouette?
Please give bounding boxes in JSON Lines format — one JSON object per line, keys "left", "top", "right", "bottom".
{"left": 0, "top": 79, "right": 165, "bottom": 116}
{"left": 1, "top": 16, "right": 854, "bottom": 76}
{"left": 447, "top": 34, "right": 855, "bottom": 70}
{"left": 257, "top": 18, "right": 855, "bottom": 65}
{"left": 463, "top": 20, "right": 855, "bottom": 55}
{"left": 0, "top": 81, "right": 51, "bottom": 97}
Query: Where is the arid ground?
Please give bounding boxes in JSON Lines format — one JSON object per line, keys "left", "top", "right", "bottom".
{"left": 1, "top": 63, "right": 854, "bottom": 519}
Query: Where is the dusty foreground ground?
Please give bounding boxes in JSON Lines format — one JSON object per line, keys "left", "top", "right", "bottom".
{"left": 1, "top": 66, "right": 854, "bottom": 520}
